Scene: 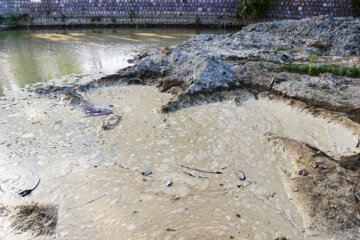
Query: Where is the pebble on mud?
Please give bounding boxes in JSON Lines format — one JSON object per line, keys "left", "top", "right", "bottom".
{"left": 166, "top": 180, "right": 173, "bottom": 187}
{"left": 101, "top": 115, "right": 122, "bottom": 130}
{"left": 237, "top": 170, "right": 246, "bottom": 180}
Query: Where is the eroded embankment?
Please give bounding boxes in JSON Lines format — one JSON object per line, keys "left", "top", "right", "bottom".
{"left": 16, "top": 15, "right": 360, "bottom": 239}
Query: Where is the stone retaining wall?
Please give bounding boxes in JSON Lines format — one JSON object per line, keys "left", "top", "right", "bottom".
{"left": 0, "top": 0, "right": 358, "bottom": 27}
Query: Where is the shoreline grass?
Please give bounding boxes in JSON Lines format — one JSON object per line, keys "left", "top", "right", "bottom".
{"left": 280, "top": 63, "right": 360, "bottom": 78}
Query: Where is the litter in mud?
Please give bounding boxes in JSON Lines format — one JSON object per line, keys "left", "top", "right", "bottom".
{"left": 137, "top": 170, "right": 153, "bottom": 177}
{"left": 19, "top": 178, "right": 41, "bottom": 197}
{"left": 79, "top": 104, "right": 113, "bottom": 117}
{"left": 101, "top": 115, "right": 122, "bottom": 130}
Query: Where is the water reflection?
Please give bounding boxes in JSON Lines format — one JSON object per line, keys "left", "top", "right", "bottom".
{"left": 0, "top": 28, "right": 236, "bottom": 95}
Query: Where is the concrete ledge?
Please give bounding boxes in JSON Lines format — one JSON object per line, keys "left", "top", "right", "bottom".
{"left": 9, "top": 15, "right": 249, "bottom": 28}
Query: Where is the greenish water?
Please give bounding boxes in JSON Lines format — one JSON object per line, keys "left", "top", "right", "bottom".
{"left": 0, "top": 28, "right": 236, "bottom": 95}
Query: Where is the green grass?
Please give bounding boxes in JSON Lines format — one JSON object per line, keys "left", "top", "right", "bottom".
{"left": 276, "top": 47, "right": 286, "bottom": 52}
{"left": 280, "top": 63, "right": 360, "bottom": 78}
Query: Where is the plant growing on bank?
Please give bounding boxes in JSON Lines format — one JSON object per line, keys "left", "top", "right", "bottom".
{"left": 236, "top": 0, "right": 275, "bottom": 19}
{"left": 129, "top": 10, "right": 135, "bottom": 21}
{"left": 61, "top": 12, "right": 66, "bottom": 22}
{"left": 280, "top": 63, "right": 360, "bottom": 78}
{"left": 309, "top": 54, "right": 316, "bottom": 75}
{"left": 0, "top": 13, "right": 29, "bottom": 26}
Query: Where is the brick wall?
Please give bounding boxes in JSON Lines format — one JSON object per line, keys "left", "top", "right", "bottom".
{"left": 0, "top": 0, "right": 357, "bottom": 26}
{"left": 269, "top": 0, "right": 356, "bottom": 18}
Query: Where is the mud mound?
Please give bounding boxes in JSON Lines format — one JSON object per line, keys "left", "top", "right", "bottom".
{"left": 35, "top": 17, "right": 360, "bottom": 122}
{"left": 270, "top": 137, "right": 360, "bottom": 239}
{"left": 10, "top": 204, "right": 58, "bottom": 236}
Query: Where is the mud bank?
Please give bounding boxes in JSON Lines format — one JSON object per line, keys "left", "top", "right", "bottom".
{"left": 1, "top": 16, "right": 360, "bottom": 239}
{"left": 0, "top": 85, "right": 358, "bottom": 240}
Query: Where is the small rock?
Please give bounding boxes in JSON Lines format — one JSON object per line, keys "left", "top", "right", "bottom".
{"left": 166, "top": 180, "right": 173, "bottom": 187}
{"left": 102, "top": 115, "right": 122, "bottom": 130}
{"left": 237, "top": 170, "right": 246, "bottom": 180}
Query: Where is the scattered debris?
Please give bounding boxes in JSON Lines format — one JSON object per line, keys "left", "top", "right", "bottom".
{"left": 84, "top": 194, "right": 106, "bottom": 205}
{"left": 318, "top": 163, "right": 328, "bottom": 169}
{"left": 181, "top": 165, "right": 222, "bottom": 174}
{"left": 79, "top": 104, "right": 113, "bottom": 117}
{"left": 132, "top": 210, "right": 140, "bottom": 216}
{"left": 101, "top": 115, "right": 122, "bottom": 130}
{"left": 19, "top": 178, "right": 41, "bottom": 197}
{"left": 85, "top": 155, "right": 103, "bottom": 167}
{"left": 164, "top": 228, "right": 177, "bottom": 232}
{"left": 298, "top": 169, "right": 308, "bottom": 176}
{"left": 285, "top": 99, "right": 294, "bottom": 105}
{"left": 166, "top": 180, "right": 173, "bottom": 187}
{"left": 170, "top": 197, "right": 182, "bottom": 201}
{"left": 141, "top": 170, "right": 153, "bottom": 176}
{"left": 135, "top": 169, "right": 153, "bottom": 176}
{"left": 67, "top": 194, "right": 106, "bottom": 210}
{"left": 183, "top": 171, "right": 207, "bottom": 179}
{"left": 237, "top": 170, "right": 246, "bottom": 180}
{"left": 237, "top": 181, "right": 251, "bottom": 189}
{"left": 274, "top": 237, "right": 288, "bottom": 240}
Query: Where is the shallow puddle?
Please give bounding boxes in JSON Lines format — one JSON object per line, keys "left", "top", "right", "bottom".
{"left": 0, "top": 86, "right": 358, "bottom": 239}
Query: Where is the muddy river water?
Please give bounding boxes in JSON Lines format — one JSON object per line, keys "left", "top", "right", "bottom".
{"left": 0, "top": 28, "right": 234, "bottom": 95}
{"left": 0, "top": 29, "right": 359, "bottom": 240}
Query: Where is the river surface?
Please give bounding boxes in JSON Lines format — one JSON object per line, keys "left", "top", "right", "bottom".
{"left": 0, "top": 28, "right": 235, "bottom": 95}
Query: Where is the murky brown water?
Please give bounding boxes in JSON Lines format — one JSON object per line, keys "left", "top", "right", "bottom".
{"left": 0, "top": 28, "right": 236, "bottom": 96}
{"left": 0, "top": 85, "right": 358, "bottom": 240}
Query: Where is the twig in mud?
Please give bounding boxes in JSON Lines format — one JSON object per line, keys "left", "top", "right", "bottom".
{"left": 183, "top": 171, "right": 207, "bottom": 179}
{"left": 170, "top": 197, "right": 182, "bottom": 202}
{"left": 289, "top": 210, "right": 302, "bottom": 231}
{"left": 67, "top": 194, "right": 106, "bottom": 209}
{"left": 299, "top": 127, "right": 317, "bottom": 141}
{"left": 84, "top": 194, "right": 106, "bottom": 205}
{"left": 117, "top": 164, "right": 130, "bottom": 170}
{"left": 181, "top": 165, "right": 223, "bottom": 174}
{"left": 165, "top": 228, "right": 177, "bottom": 232}
{"left": 269, "top": 77, "right": 276, "bottom": 89}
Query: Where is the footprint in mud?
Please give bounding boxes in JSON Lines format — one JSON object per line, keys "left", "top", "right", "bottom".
{"left": 5, "top": 204, "right": 58, "bottom": 236}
